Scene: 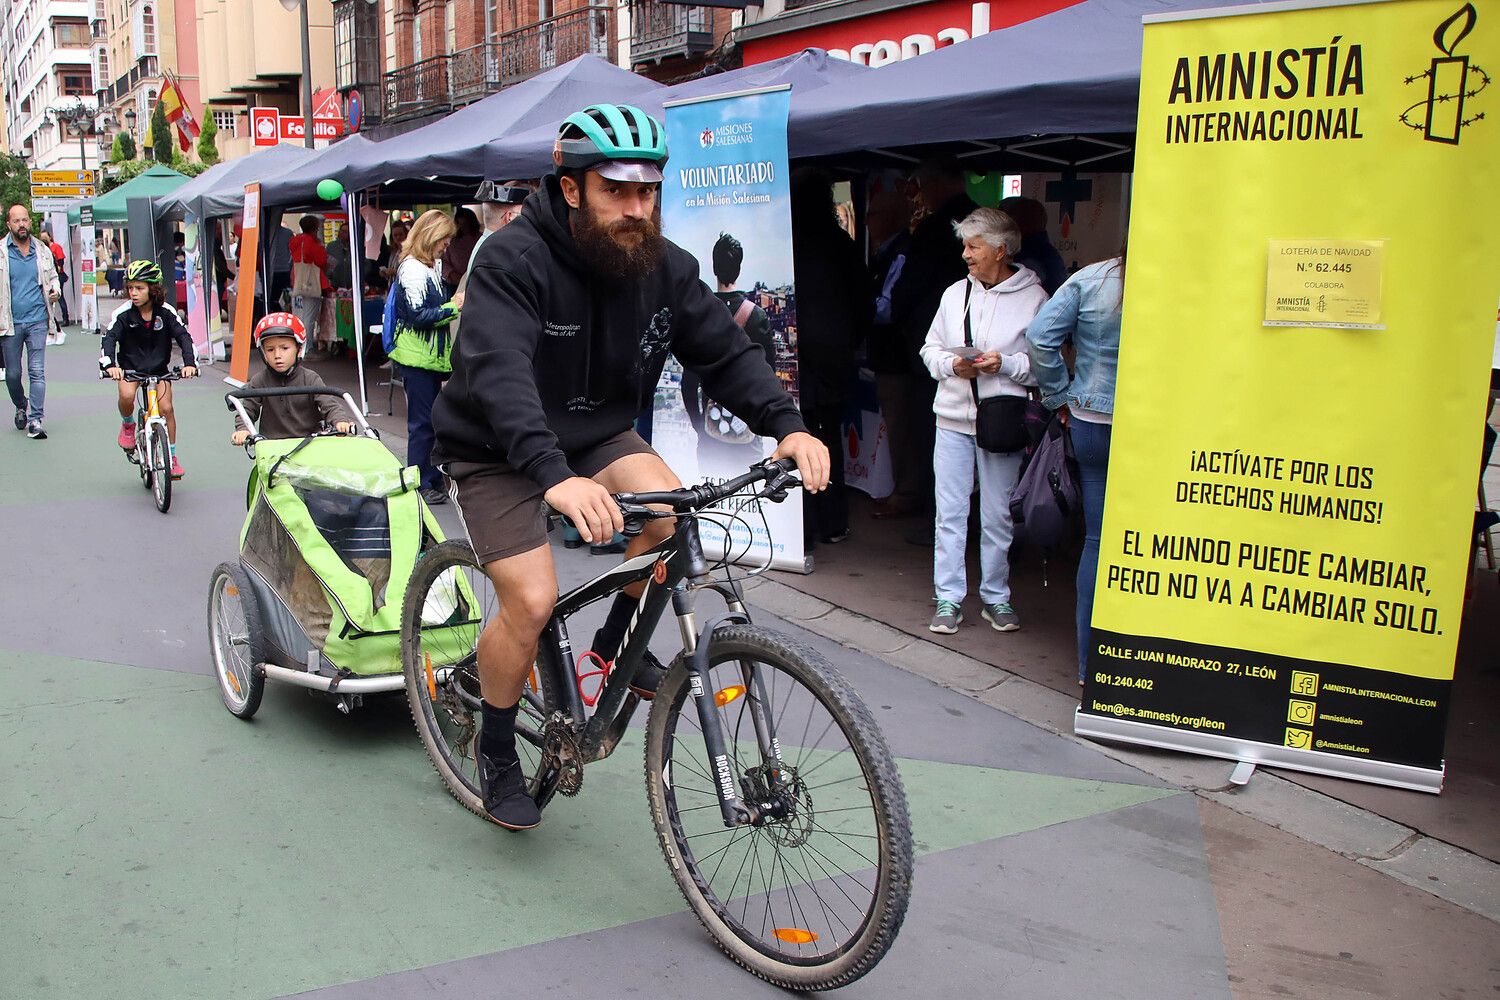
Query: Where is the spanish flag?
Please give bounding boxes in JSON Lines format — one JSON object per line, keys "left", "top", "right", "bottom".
{"left": 159, "top": 73, "right": 200, "bottom": 152}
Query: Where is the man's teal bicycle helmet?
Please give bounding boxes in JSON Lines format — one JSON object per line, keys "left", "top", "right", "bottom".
{"left": 553, "top": 104, "right": 668, "bottom": 183}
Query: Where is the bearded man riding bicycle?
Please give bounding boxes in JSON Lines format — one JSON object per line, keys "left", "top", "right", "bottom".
{"left": 431, "top": 104, "right": 830, "bottom": 831}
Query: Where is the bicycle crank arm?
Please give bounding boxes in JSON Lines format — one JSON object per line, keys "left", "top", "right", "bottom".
{"left": 686, "top": 612, "right": 754, "bottom": 827}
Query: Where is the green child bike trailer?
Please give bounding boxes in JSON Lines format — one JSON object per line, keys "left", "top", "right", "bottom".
{"left": 208, "top": 385, "right": 478, "bottom": 718}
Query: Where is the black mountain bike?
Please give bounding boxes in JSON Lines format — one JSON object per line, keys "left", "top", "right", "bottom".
{"left": 400, "top": 459, "right": 912, "bottom": 990}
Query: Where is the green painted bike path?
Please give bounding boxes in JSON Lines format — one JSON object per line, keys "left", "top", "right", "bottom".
{"left": 0, "top": 651, "right": 1176, "bottom": 1000}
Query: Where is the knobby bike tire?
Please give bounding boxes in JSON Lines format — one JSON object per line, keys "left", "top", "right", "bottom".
{"left": 208, "top": 562, "right": 266, "bottom": 719}
{"left": 150, "top": 422, "right": 172, "bottom": 513}
{"left": 643, "top": 625, "right": 913, "bottom": 991}
{"left": 400, "top": 539, "right": 563, "bottom": 822}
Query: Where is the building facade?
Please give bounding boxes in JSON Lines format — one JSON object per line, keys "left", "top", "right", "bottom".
{"left": 334, "top": 0, "right": 621, "bottom": 132}
{"left": 91, "top": 0, "right": 202, "bottom": 159}
{"left": 3, "top": 0, "right": 99, "bottom": 169}
{"left": 195, "top": 0, "right": 335, "bottom": 159}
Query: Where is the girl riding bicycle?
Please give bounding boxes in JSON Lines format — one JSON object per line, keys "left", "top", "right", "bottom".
{"left": 103, "top": 259, "right": 198, "bottom": 478}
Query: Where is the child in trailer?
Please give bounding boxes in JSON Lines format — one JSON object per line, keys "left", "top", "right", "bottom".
{"left": 102, "top": 259, "right": 199, "bottom": 478}
{"left": 230, "top": 312, "right": 354, "bottom": 445}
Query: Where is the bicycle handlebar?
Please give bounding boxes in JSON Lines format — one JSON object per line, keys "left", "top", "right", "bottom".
{"left": 226, "top": 386, "right": 351, "bottom": 402}
{"left": 615, "top": 458, "right": 801, "bottom": 515}
{"left": 99, "top": 366, "right": 184, "bottom": 383}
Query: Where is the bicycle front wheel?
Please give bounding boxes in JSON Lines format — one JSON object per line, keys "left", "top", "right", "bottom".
{"left": 150, "top": 423, "right": 171, "bottom": 513}
{"left": 400, "top": 540, "right": 562, "bottom": 822}
{"left": 644, "top": 625, "right": 912, "bottom": 990}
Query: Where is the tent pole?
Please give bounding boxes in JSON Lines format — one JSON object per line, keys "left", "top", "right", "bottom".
{"left": 347, "top": 192, "right": 369, "bottom": 417}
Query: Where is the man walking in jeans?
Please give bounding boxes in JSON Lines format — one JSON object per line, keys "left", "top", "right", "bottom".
{"left": 1, "top": 204, "right": 60, "bottom": 439}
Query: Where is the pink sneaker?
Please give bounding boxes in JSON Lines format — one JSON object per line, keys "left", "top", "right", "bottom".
{"left": 117, "top": 422, "right": 136, "bottom": 450}
{"left": 170, "top": 455, "right": 185, "bottom": 479}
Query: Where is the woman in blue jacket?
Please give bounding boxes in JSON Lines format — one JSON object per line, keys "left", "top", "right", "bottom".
{"left": 390, "top": 210, "right": 461, "bottom": 504}
{"left": 1027, "top": 251, "right": 1125, "bottom": 684}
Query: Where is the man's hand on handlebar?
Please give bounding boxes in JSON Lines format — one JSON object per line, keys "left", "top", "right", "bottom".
{"left": 544, "top": 476, "right": 623, "bottom": 545}
{"left": 335, "top": 420, "right": 355, "bottom": 435}
{"left": 771, "top": 431, "right": 831, "bottom": 494}
{"left": 182, "top": 365, "right": 198, "bottom": 379}
{"left": 231, "top": 429, "right": 252, "bottom": 446}
{"left": 105, "top": 366, "right": 123, "bottom": 381}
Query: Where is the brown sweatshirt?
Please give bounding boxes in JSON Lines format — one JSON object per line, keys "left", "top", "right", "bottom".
{"left": 236, "top": 364, "right": 354, "bottom": 438}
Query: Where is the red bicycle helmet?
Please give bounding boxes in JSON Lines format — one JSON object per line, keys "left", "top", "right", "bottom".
{"left": 253, "top": 312, "right": 307, "bottom": 350}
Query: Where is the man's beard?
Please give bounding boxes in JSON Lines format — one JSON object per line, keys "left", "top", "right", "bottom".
{"left": 10, "top": 225, "right": 28, "bottom": 240}
{"left": 570, "top": 197, "right": 664, "bottom": 282}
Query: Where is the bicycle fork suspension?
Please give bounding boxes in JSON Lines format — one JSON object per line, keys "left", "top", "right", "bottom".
{"left": 675, "top": 592, "right": 785, "bottom": 828}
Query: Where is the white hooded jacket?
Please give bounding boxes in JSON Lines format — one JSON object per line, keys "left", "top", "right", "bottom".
{"left": 920, "top": 264, "right": 1049, "bottom": 435}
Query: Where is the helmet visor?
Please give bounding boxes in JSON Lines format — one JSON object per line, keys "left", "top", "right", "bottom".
{"left": 593, "top": 160, "right": 664, "bottom": 183}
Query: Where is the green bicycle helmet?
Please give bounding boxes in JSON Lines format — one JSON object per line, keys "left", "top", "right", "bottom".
{"left": 553, "top": 104, "right": 668, "bottom": 182}
{"left": 125, "top": 259, "right": 163, "bottom": 284}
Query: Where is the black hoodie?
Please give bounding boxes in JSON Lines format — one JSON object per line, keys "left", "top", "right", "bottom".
{"left": 432, "top": 177, "right": 806, "bottom": 491}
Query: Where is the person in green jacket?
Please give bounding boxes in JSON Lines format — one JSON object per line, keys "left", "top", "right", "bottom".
{"left": 391, "top": 209, "right": 461, "bottom": 504}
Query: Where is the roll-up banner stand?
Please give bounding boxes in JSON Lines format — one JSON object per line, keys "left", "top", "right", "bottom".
{"left": 228, "top": 184, "right": 262, "bottom": 387}
{"left": 655, "top": 85, "right": 809, "bottom": 573}
{"left": 1075, "top": 0, "right": 1498, "bottom": 793}
{"left": 77, "top": 205, "right": 97, "bottom": 335}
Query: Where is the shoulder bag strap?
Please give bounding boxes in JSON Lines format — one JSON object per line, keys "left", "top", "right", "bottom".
{"left": 963, "top": 282, "right": 980, "bottom": 406}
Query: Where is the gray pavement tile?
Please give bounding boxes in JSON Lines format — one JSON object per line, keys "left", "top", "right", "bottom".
{"left": 278, "top": 794, "right": 1227, "bottom": 1000}
{"left": 1363, "top": 835, "right": 1500, "bottom": 923}
{"left": 1200, "top": 799, "right": 1500, "bottom": 999}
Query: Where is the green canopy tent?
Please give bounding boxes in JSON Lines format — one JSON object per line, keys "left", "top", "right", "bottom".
{"left": 68, "top": 165, "right": 189, "bottom": 225}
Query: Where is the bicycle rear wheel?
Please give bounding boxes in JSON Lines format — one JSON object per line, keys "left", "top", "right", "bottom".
{"left": 400, "top": 540, "right": 562, "bottom": 821}
{"left": 150, "top": 423, "right": 171, "bottom": 513}
{"left": 644, "top": 625, "right": 912, "bottom": 990}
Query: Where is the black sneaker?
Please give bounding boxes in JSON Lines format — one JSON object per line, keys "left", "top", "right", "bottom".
{"left": 26, "top": 420, "right": 46, "bottom": 440}
{"left": 418, "top": 486, "right": 447, "bottom": 506}
{"left": 476, "top": 745, "right": 541, "bottom": 830}
{"left": 628, "top": 650, "right": 668, "bottom": 700}
{"left": 13, "top": 408, "right": 25, "bottom": 430}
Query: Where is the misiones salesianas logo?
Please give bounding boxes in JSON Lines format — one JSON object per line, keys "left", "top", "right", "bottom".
{"left": 1401, "top": 3, "right": 1489, "bottom": 145}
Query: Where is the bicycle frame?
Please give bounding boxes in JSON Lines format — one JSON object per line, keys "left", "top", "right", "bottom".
{"left": 532, "top": 514, "right": 783, "bottom": 828}
{"left": 133, "top": 376, "right": 168, "bottom": 468}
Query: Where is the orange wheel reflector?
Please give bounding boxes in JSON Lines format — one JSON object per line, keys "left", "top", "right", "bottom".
{"left": 715, "top": 685, "right": 746, "bottom": 707}
{"left": 528, "top": 666, "right": 540, "bottom": 693}
{"left": 774, "top": 927, "right": 819, "bottom": 945}
{"left": 226, "top": 671, "right": 243, "bottom": 696}
{"left": 425, "top": 653, "right": 437, "bottom": 700}
{"left": 225, "top": 585, "right": 238, "bottom": 597}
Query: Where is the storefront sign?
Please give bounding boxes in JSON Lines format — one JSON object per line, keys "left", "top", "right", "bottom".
{"left": 251, "top": 108, "right": 280, "bottom": 147}
{"left": 740, "top": 0, "right": 1071, "bottom": 67}
{"left": 1075, "top": 0, "right": 1497, "bottom": 793}
{"left": 657, "top": 86, "right": 808, "bottom": 572}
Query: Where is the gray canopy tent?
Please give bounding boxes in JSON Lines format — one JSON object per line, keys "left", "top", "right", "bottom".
{"left": 786, "top": 0, "right": 1258, "bottom": 168}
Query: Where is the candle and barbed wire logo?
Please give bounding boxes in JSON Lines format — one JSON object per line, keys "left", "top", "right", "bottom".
{"left": 1401, "top": 3, "right": 1489, "bottom": 145}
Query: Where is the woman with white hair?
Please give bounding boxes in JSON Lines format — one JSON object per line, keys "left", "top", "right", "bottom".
{"left": 919, "top": 207, "right": 1049, "bottom": 635}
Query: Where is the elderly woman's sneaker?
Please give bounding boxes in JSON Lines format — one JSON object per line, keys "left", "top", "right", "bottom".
{"left": 982, "top": 603, "right": 1020, "bottom": 632}
{"left": 928, "top": 600, "right": 963, "bottom": 634}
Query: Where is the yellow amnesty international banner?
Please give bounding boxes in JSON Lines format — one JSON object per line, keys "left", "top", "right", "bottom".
{"left": 1077, "top": 0, "right": 1496, "bottom": 791}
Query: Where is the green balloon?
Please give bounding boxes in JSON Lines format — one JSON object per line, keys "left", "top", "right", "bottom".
{"left": 316, "top": 178, "right": 344, "bottom": 201}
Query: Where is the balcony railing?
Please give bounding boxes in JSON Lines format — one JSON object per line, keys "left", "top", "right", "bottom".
{"left": 630, "top": 2, "right": 712, "bottom": 64}
{"left": 101, "top": 55, "right": 159, "bottom": 106}
{"left": 383, "top": 52, "right": 452, "bottom": 121}
{"left": 382, "top": 5, "right": 612, "bottom": 122}
{"left": 496, "top": 5, "right": 612, "bottom": 88}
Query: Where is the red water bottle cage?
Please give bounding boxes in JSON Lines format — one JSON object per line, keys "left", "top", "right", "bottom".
{"left": 575, "top": 650, "right": 612, "bottom": 707}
